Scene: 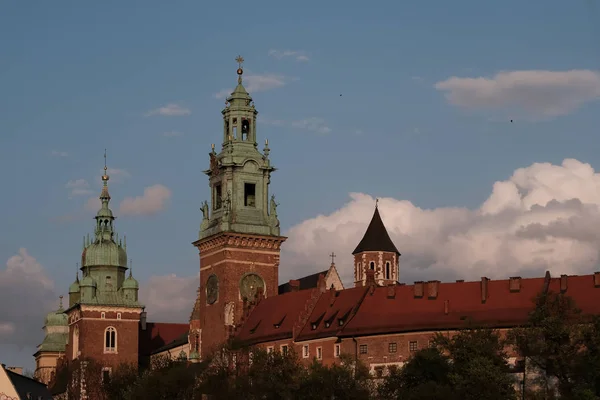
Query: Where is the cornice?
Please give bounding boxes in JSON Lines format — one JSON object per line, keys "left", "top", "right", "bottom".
{"left": 193, "top": 232, "right": 287, "bottom": 254}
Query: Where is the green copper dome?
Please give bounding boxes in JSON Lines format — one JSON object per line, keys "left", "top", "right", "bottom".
{"left": 80, "top": 272, "right": 96, "bottom": 287}
{"left": 44, "top": 297, "right": 67, "bottom": 327}
{"left": 123, "top": 273, "right": 139, "bottom": 289}
{"left": 69, "top": 279, "right": 80, "bottom": 293}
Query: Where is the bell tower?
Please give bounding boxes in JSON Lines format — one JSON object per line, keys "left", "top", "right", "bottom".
{"left": 189, "top": 56, "right": 286, "bottom": 361}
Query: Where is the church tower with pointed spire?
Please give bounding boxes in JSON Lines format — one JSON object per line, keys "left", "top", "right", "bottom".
{"left": 63, "top": 152, "right": 143, "bottom": 372}
{"left": 189, "top": 57, "right": 287, "bottom": 360}
{"left": 353, "top": 201, "right": 401, "bottom": 287}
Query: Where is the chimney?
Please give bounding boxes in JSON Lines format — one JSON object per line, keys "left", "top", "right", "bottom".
{"left": 481, "top": 277, "right": 489, "bottom": 303}
{"left": 329, "top": 285, "right": 337, "bottom": 305}
{"left": 594, "top": 272, "right": 600, "bottom": 288}
{"left": 317, "top": 273, "right": 327, "bottom": 293}
{"left": 387, "top": 284, "right": 396, "bottom": 299}
{"left": 140, "top": 308, "right": 147, "bottom": 331}
{"left": 289, "top": 279, "right": 300, "bottom": 292}
{"left": 560, "top": 274, "right": 568, "bottom": 293}
{"left": 427, "top": 280, "right": 440, "bottom": 299}
{"left": 444, "top": 300, "right": 449, "bottom": 315}
{"left": 414, "top": 281, "right": 424, "bottom": 298}
{"left": 509, "top": 277, "right": 521, "bottom": 293}
{"left": 365, "top": 269, "right": 376, "bottom": 287}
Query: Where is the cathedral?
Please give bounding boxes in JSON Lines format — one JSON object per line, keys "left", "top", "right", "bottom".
{"left": 34, "top": 57, "right": 600, "bottom": 384}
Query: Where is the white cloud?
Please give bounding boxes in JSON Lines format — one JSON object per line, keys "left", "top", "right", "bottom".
{"left": 51, "top": 150, "right": 68, "bottom": 157}
{"left": 119, "top": 184, "right": 172, "bottom": 216}
{"left": 0, "top": 322, "right": 15, "bottom": 336}
{"left": 291, "top": 117, "right": 332, "bottom": 134}
{"left": 281, "top": 158, "right": 600, "bottom": 286}
{"left": 163, "top": 131, "right": 183, "bottom": 138}
{"left": 214, "top": 74, "right": 288, "bottom": 99}
{"left": 268, "top": 49, "right": 310, "bottom": 62}
{"left": 144, "top": 103, "right": 191, "bottom": 117}
{"left": 0, "top": 249, "right": 57, "bottom": 348}
{"left": 139, "top": 273, "right": 198, "bottom": 323}
{"left": 434, "top": 69, "right": 600, "bottom": 119}
{"left": 66, "top": 179, "right": 93, "bottom": 197}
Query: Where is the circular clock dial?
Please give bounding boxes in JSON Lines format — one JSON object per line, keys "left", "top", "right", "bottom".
{"left": 206, "top": 274, "right": 219, "bottom": 305}
{"left": 240, "top": 273, "right": 265, "bottom": 300}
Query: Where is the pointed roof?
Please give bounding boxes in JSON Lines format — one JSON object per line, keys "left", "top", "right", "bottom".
{"left": 352, "top": 205, "right": 400, "bottom": 255}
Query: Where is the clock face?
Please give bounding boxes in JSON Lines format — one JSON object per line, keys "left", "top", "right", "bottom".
{"left": 206, "top": 274, "right": 219, "bottom": 305}
{"left": 239, "top": 273, "right": 265, "bottom": 301}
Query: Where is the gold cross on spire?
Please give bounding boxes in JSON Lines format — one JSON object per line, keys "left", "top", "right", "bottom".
{"left": 235, "top": 55, "right": 244, "bottom": 68}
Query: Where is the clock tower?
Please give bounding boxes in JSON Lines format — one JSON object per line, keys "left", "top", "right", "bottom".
{"left": 189, "top": 56, "right": 286, "bottom": 360}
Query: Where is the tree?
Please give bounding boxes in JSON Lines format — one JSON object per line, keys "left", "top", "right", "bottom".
{"left": 509, "top": 291, "right": 600, "bottom": 399}
{"left": 298, "top": 354, "right": 373, "bottom": 400}
{"left": 379, "top": 329, "right": 516, "bottom": 400}
{"left": 51, "top": 358, "right": 106, "bottom": 400}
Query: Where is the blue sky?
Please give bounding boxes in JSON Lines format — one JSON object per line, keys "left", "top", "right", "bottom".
{"left": 2, "top": 0, "right": 600, "bottom": 370}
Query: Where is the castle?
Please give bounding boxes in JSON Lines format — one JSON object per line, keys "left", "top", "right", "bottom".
{"left": 34, "top": 57, "right": 600, "bottom": 384}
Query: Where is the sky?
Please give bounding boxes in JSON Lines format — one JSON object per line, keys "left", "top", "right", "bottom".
{"left": 2, "top": 0, "right": 600, "bottom": 371}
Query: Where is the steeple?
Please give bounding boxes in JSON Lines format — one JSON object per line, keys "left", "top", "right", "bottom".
{"left": 198, "top": 56, "right": 280, "bottom": 240}
{"left": 353, "top": 200, "right": 401, "bottom": 287}
{"left": 353, "top": 201, "right": 400, "bottom": 256}
{"left": 95, "top": 149, "right": 115, "bottom": 243}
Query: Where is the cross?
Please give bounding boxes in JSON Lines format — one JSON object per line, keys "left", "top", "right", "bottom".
{"left": 330, "top": 252, "right": 336, "bottom": 264}
{"left": 104, "top": 149, "right": 107, "bottom": 171}
{"left": 376, "top": 198, "right": 379, "bottom": 207}
{"left": 235, "top": 55, "right": 244, "bottom": 69}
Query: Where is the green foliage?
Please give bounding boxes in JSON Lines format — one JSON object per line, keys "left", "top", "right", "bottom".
{"left": 378, "top": 330, "right": 516, "bottom": 400}
{"left": 508, "top": 291, "right": 600, "bottom": 399}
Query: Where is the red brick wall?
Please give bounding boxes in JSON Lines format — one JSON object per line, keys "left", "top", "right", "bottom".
{"left": 354, "top": 251, "right": 398, "bottom": 287}
{"left": 193, "top": 233, "right": 284, "bottom": 358}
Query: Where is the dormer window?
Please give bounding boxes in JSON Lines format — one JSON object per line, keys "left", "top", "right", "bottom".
{"left": 338, "top": 319, "right": 344, "bottom": 326}
{"left": 311, "top": 323, "right": 317, "bottom": 330}
{"left": 325, "top": 322, "right": 330, "bottom": 328}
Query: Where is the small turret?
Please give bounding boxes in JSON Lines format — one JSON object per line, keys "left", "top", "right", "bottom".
{"left": 79, "top": 267, "right": 97, "bottom": 302}
{"left": 122, "top": 260, "right": 139, "bottom": 303}
{"left": 69, "top": 264, "right": 81, "bottom": 307}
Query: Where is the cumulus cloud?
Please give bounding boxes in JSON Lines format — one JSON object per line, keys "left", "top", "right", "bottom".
{"left": 214, "top": 74, "right": 288, "bottom": 99}
{"left": 281, "top": 158, "right": 600, "bottom": 286}
{"left": 139, "top": 273, "right": 199, "bottom": 323}
{"left": 0, "top": 249, "right": 57, "bottom": 349}
{"left": 66, "top": 179, "right": 93, "bottom": 197}
{"left": 434, "top": 69, "right": 600, "bottom": 119}
{"left": 268, "top": 49, "right": 310, "bottom": 62}
{"left": 144, "top": 103, "right": 191, "bottom": 117}
{"left": 119, "top": 184, "right": 172, "bottom": 216}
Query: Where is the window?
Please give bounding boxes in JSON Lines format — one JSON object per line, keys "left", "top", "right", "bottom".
{"left": 334, "top": 344, "right": 341, "bottom": 358}
{"left": 244, "top": 183, "right": 256, "bottom": 207}
{"left": 280, "top": 345, "right": 288, "bottom": 355}
{"left": 359, "top": 344, "right": 368, "bottom": 354}
{"left": 101, "top": 312, "right": 105, "bottom": 319}
{"left": 105, "top": 275, "right": 112, "bottom": 289}
{"left": 72, "top": 326, "right": 79, "bottom": 360}
{"left": 242, "top": 119, "right": 250, "bottom": 141}
{"left": 385, "top": 262, "right": 391, "bottom": 279}
{"left": 316, "top": 347, "right": 322, "bottom": 360}
{"left": 409, "top": 341, "right": 418, "bottom": 352}
{"left": 370, "top": 261, "right": 375, "bottom": 270}
{"left": 104, "top": 327, "right": 117, "bottom": 353}
{"left": 388, "top": 342, "right": 397, "bottom": 353}
{"left": 267, "top": 346, "right": 274, "bottom": 354}
{"left": 117, "top": 313, "right": 121, "bottom": 320}
{"left": 302, "top": 345, "right": 309, "bottom": 358}
{"left": 214, "top": 184, "right": 222, "bottom": 209}
{"left": 101, "top": 367, "right": 111, "bottom": 383}
{"left": 232, "top": 126, "right": 237, "bottom": 139}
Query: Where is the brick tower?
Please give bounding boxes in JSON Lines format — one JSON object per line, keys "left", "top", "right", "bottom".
{"left": 353, "top": 202, "right": 401, "bottom": 287}
{"left": 189, "top": 56, "right": 286, "bottom": 361}
{"left": 64, "top": 153, "right": 143, "bottom": 379}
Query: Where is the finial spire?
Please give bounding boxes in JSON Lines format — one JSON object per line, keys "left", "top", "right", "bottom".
{"left": 129, "top": 258, "right": 133, "bottom": 278}
{"left": 235, "top": 55, "right": 244, "bottom": 84}
{"left": 58, "top": 295, "right": 63, "bottom": 310}
{"left": 375, "top": 198, "right": 379, "bottom": 208}
{"left": 100, "top": 149, "right": 111, "bottom": 202}
{"left": 76, "top": 263, "right": 79, "bottom": 282}
{"left": 330, "top": 252, "right": 336, "bottom": 265}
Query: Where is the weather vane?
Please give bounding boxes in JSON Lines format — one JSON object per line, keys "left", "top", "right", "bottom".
{"left": 235, "top": 55, "right": 244, "bottom": 69}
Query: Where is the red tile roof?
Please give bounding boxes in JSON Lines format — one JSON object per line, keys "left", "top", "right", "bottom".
{"left": 341, "top": 274, "right": 600, "bottom": 337}
{"left": 138, "top": 322, "right": 189, "bottom": 356}
{"left": 296, "top": 286, "right": 368, "bottom": 341}
{"left": 236, "top": 289, "right": 314, "bottom": 345}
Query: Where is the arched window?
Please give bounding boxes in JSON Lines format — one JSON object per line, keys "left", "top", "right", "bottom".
{"left": 369, "top": 261, "right": 375, "bottom": 270}
{"left": 386, "top": 262, "right": 391, "bottom": 279}
{"left": 72, "top": 326, "right": 79, "bottom": 360}
{"left": 104, "top": 326, "right": 117, "bottom": 353}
